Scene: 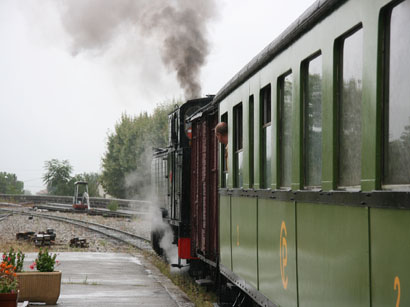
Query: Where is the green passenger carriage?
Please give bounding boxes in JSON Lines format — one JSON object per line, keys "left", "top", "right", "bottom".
{"left": 214, "top": 0, "right": 410, "bottom": 306}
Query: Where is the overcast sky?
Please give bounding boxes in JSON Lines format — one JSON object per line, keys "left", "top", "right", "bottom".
{"left": 0, "top": 0, "right": 315, "bottom": 194}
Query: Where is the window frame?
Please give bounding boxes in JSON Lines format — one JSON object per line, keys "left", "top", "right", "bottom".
{"left": 233, "top": 103, "right": 243, "bottom": 188}
{"left": 335, "top": 24, "right": 363, "bottom": 190}
{"left": 302, "top": 51, "right": 323, "bottom": 189}
{"left": 381, "top": 0, "right": 410, "bottom": 190}
{"left": 277, "top": 71, "right": 293, "bottom": 189}
{"left": 220, "top": 112, "right": 228, "bottom": 188}
{"left": 260, "top": 84, "right": 272, "bottom": 189}
{"left": 249, "top": 95, "right": 255, "bottom": 188}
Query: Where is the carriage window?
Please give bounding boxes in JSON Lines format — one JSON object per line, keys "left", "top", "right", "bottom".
{"left": 234, "top": 103, "right": 243, "bottom": 188}
{"left": 303, "top": 53, "right": 322, "bottom": 188}
{"left": 279, "top": 73, "right": 293, "bottom": 188}
{"left": 249, "top": 95, "right": 254, "bottom": 188}
{"left": 337, "top": 27, "right": 363, "bottom": 188}
{"left": 221, "top": 113, "right": 228, "bottom": 187}
{"left": 383, "top": 0, "right": 410, "bottom": 187}
{"left": 261, "top": 85, "right": 272, "bottom": 188}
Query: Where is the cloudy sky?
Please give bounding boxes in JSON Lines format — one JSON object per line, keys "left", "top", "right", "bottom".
{"left": 0, "top": 0, "right": 315, "bottom": 194}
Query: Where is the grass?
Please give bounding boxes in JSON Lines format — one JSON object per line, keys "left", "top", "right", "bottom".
{"left": 98, "top": 239, "right": 107, "bottom": 247}
{"left": 107, "top": 201, "right": 119, "bottom": 212}
{"left": 0, "top": 241, "right": 40, "bottom": 253}
{"left": 143, "top": 251, "right": 216, "bottom": 307}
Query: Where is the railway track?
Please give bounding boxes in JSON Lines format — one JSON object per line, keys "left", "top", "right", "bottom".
{"left": 0, "top": 208, "right": 152, "bottom": 251}
{"left": 34, "top": 203, "right": 148, "bottom": 218}
{"left": 0, "top": 212, "right": 12, "bottom": 222}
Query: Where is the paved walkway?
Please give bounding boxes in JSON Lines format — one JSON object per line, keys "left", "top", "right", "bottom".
{"left": 20, "top": 252, "right": 193, "bottom": 307}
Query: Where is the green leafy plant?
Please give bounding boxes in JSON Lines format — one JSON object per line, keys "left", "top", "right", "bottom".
{"left": 107, "top": 201, "right": 118, "bottom": 212}
{"left": 2, "top": 247, "right": 25, "bottom": 272}
{"left": 0, "top": 260, "right": 18, "bottom": 293}
{"left": 30, "top": 248, "right": 59, "bottom": 272}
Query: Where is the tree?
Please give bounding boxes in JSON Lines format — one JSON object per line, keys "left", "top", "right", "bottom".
{"left": 0, "top": 172, "right": 24, "bottom": 194}
{"left": 43, "top": 159, "right": 73, "bottom": 196}
{"left": 101, "top": 101, "right": 177, "bottom": 198}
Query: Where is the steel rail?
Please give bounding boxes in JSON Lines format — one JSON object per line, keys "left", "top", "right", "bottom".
{"left": 0, "top": 208, "right": 152, "bottom": 251}
{"left": 34, "top": 203, "right": 142, "bottom": 218}
{"left": 0, "top": 213, "right": 12, "bottom": 222}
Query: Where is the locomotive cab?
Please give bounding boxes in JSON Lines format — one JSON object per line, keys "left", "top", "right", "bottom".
{"left": 73, "top": 181, "right": 90, "bottom": 210}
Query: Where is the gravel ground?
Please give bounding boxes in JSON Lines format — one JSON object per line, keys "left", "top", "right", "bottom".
{"left": 0, "top": 204, "right": 151, "bottom": 253}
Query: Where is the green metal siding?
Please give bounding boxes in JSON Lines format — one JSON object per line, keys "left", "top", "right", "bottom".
{"left": 231, "top": 196, "right": 258, "bottom": 289}
{"left": 370, "top": 208, "right": 410, "bottom": 307}
{"left": 258, "top": 199, "right": 297, "bottom": 307}
{"left": 297, "top": 203, "right": 370, "bottom": 307}
{"left": 218, "top": 0, "right": 397, "bottom": 193}
{"left": 220, "top": 195, "right": 232, "bottom": 270}
{"left": 216, "top": 0, "right": 408, "bottom": 306}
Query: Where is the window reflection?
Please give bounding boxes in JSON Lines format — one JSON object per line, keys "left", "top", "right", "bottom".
{"left": 221, "top": 113, "right": 228, "bottom": 187}
{"left": 234, "top": 103, "right": 243, "bottom": 188}
{"left": 304, "top": 54, "right": 322, "bottom": 188}
{"left": 249, "top": 95, "right": 254, "bottom": 187}
{"left": 339, "top": 28, "right": 363, "bottom": 188}
{"left": 237, "top": 151, "right": 243, "bottom": 188}
{"left": 261, "top": 85, "right": 272, "bottom": 188}
{"left": 384, "top": 0, "right": 410, "bottom": 186}
{"left": 279, "top": 74, "right": 293, "bottom": 188}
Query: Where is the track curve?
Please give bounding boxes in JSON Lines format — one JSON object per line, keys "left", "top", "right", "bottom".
{"left": 0, "top": 208, "right": 152, "bottom": 251}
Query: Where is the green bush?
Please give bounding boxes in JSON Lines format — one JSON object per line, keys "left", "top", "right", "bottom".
{"left": 107, "top": 201, "right": 119, "bottom": 212}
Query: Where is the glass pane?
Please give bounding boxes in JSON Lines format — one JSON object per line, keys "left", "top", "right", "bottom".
{"left": 221, "top": 113, "right": 228, "bottom": 188}
{"left": 305, "top": 55, "right": 322, "bottom": 187}
{"left": 262, "top": 86, "right": 271, "bottom": 125}
{"left": 234, "top": 104, "right": 243, "bottom": 151}
{"left": 263, "top": 126, "right": 272, "bottom": 188}
{"left": 234, "top": 103, "right": 243, "bottom": 188}
{"left": 237, "top": 151, "right": 243, "bottom": 188}
{"left": 339, "top": 29, "right": 363, "bottom": 187}
{"left": 281, "top": 74, "right": 293, "bottom": 188}
{"left": 249, "top": 96, "right": 254, "bottom": 187}
{"left": 384, "top": 0, "right": 410, "bottom": 185}
{"left": 222, "top": 144, "right": 227, "bottom": 187}
{"left": 261, "top": 85, "right": 271, "bottom": 188}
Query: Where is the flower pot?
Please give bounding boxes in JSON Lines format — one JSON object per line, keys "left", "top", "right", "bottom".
{"left": 17, "top": 271, "right": 61, "bottom": 304}
{"left": 0, "top": 292, "right": 18, "bottom": 307}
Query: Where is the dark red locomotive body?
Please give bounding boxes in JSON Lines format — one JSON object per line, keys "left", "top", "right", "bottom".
{"left": 189, "top": 105, "right": 219, "bottom": 263}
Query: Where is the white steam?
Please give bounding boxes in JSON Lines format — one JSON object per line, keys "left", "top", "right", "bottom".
{"left": 123, "top": 143, "right": 178, "bottom": 265}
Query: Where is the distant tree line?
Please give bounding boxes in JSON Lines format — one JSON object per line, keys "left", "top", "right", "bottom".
{"left": 0, "top": 172, "right": 24, "bottom": 194}
{"left": 2, "top": 101, "right": 176, "bottom": 198}
{"left": 42, "top": 159, "right": 100, "bottom": 197}
{"left": 100, "top": 102, "right": 177, "bottom": 199}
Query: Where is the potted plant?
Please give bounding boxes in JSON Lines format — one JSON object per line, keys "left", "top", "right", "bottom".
{"left": 17, "top": 248, "right": 61, "bottom": 304}
{"left": 0, "top": 257, "right": 19, "bottom": 307}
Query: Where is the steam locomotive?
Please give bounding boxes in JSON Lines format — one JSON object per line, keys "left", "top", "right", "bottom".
{"left": 151, "top": 0, "right": 410, "bottom": 306}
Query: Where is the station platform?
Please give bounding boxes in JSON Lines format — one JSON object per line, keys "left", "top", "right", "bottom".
{"left": 19, "top": 252, "right": 193, "bottom": 306}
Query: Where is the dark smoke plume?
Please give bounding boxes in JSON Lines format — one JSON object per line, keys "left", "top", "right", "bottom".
{"left": 57, "top": 0, "right": 216, "bottom": 99}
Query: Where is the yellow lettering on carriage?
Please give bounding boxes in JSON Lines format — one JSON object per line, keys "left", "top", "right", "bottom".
{"left": 236, "top": 224, "right": 240, "bottom": 246}
{"left": 280, "top": 220, "right": 288, "bottom": 290}
{"left": 394, "top": 276, "right": 400, "bottom": 307}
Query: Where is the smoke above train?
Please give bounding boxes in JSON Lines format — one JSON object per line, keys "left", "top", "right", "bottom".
{"left": 56, "top": 0, "right": 217, "bottom": 99}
